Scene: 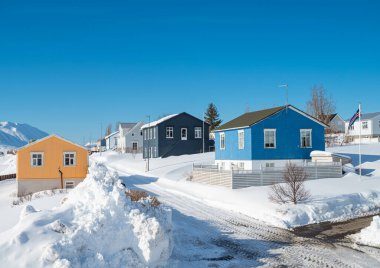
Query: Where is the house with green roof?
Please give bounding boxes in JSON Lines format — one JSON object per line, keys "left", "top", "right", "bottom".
{"left": 214, "top": 105, "right": 328, "bottom": 170}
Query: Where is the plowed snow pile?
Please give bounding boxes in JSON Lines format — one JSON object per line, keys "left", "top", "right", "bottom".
{"left": 350, "top": 216, "right": 380, "bottom": 248}
{"left": 0, "top": 163, "right": 172, "bottom": 268}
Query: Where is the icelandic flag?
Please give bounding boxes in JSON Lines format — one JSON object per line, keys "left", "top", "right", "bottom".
{"left": 348, "top": 109, "right": 360, "bottom": 128}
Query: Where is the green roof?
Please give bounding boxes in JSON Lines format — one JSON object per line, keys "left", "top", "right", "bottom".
{"left": 217, "top": 105, "right": 286, "bottom": 131}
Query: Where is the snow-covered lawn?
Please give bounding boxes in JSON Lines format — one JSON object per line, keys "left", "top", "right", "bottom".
{"left": 93, "top": 143, "right": 380, "bottom": 229}
{"left": 0, "top": 154, "right": 16, "bottom": 175}
{"left": 0, "top": 163, "right": 172, "bottom": 267}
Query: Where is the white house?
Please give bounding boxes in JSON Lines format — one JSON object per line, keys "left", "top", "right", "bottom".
{"left": 105, "top": 131, "right": 119, "bottom": 150}
{"left": 345, "top": 112, "right": 380, "bottom": 143}
{"left": 118, "top": 122, "right": 144, "bottom": 153}
{"left": 325, "top": 113, "right": 345, "bottom": 133}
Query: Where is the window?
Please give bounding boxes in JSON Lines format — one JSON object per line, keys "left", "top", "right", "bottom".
{"left": 266, "top": 163, "right": 275, "bottom": 168}
{"left": 220, "top": 133, "right": 225, "bottom": 150}
{"left": 238, "top": 162, "right": 245, "bottom": 170}
{"left": 153, "top": 128, "right": 156, "bottom": 139}
{"left": 264, "top": 129, "right": 276, "bottom": 148}
{"left": 65, "top": 181, "right": 75, "bottom": 189}
{"left": 195, "top": 127, "right": 202, "bottom": 139}
{"left": 114, "top": 137, "right": 118, "bottom": 146}
{"left": 144, "top": 129, "right": 147, "bottom": 140}
{"left": 144, "top": 147, "right": 148, "bottom": 158}
{"left": 349, "top": 125, "right": 354, "bottom": 131}
{"left": 64, "top": 152, "right": 76, "bottom": 166}
{"left": 140, "top": 131, "right": 143, "bottom": 136}
{"left": 31, "top": 152, "right": 43, "bottom": 167}
{"left": 150, "top": 147, "right": 153, "bottom": 157}
{"left": 154, "top": 147, "right": 157, "bottom": 157}
{"left": 300, "top": 129, "right": 312, "bottom": 148}
{"left": 220, "top": 162, "right": 225, "bottom": 170}
{"left": 362, "top": 121, "right": 368, "bottom": 129}
{"left": 181, "top": 128, "right": 187, "bottom": 140}
{"left": 238, "top": 130, "right": 244, "bottom": 150}
{"left": 166, "top": 127, "right": 174, "bottom": 138}
{"left": 149, "top": 128, "right": 152, "bottom": 140}
{"left": 132, "top": 142, "right": 138, "bottom": 151}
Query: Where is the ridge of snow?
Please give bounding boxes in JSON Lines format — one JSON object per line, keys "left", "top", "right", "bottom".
{"left": 350, "top": 216, "right": 380, "bottom": 247}
{"left": 0, "top": 163, "right": 173, "bottom": 267}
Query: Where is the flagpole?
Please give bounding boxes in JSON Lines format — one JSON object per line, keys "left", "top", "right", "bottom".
{"left": 359, "top": 102, "right": 362, "bottom": 179}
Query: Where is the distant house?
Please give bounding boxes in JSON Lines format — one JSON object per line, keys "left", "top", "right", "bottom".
{"left": 345, "top": 112, "right": 380, "bottom": 143}
{"left": 324, "top": 113, "right": 345, "bottom": 133}
{"left": 118, "top": 122, "right": 144, "bottom": 153}
{"left": 17, "top": 134, "right": 89, "bottom": 196}
{"left": 105, "top": 131, "right": 119, "bottom": 150}
{"left": 97, "top": 138, "right": 106, "bottom": 152}
{"left": 141, "top": 113, "right": 211, "bottom": 158}
{"left": 214, "top": 105, "right": 327, "bottom": 170}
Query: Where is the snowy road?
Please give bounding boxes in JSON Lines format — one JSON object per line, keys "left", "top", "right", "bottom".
{"left": 112, "top": 168, "right": 380, "bottom": 268}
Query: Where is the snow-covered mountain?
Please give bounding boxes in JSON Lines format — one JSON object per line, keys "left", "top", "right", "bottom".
{"left": 0, "top": 121, "right": 49, "bottom": 148}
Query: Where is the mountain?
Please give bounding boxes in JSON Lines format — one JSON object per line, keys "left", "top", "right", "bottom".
{"left": 0, "top": 121, "right": 49, "bottom": 148}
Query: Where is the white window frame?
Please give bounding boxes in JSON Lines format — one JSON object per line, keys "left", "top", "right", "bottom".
{"left": 63, "top": 152, "right": 76, "bottom": 167}
{"left": 300, "top": 129, "right": 312, "bottom": 148}
{"left": 30, "top": 152, "right": 44, "bottom": 167}
{"left": 194, "top": 127, "right": 202, "bottom": 139}
{"left": 362, "top": 121, "right": 368, "bottom": 129}
{"left": 238, "top": 162, "right": 245, "bottom": 170}
{"left": 65, "top": 181, "right": 75, "bottom": 189}
{"left": 238, "top": 130, "right": 244, "bottom": 150}
{"left": 166, "top": 127, "right": 174, "bottom": 139}
{"left": 220, "top": 132, "right": 225, "bottom": 150}
{"left": 264, "top": 129, "right": 276, "bottom": 149}
{"left": 181, "top": 128, "right": 188, "bottom": 140}
{"left": 266, "top": 162, "right": 275, "bottom": 168}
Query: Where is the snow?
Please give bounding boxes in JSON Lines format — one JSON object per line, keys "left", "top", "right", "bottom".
{"left": 0, "top": 154, "right": 16, "bottom": 175}
{"left": 141, "top": 114, "right": 178, "bottom": 129}
{"left": 94, "top": 143, "right": 380, "bottom": 229}
{"left": 350, "top": 216, "right": 380, "bottom": 247}
{"left": 0, "top": 121, "right": 48, "bottom": 148}
{"left": 0, "top": 163, "right": 172, "bottom": 267}
{"left": 310, "top": 150, "right": 351, "bottom": 160}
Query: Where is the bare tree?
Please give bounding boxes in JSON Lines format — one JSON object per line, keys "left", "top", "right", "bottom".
{"left": 307, "top": 85, "right": 336, "bottom": 126}
{"left": 269, "top": 162, "right": 311, "bottom": 205}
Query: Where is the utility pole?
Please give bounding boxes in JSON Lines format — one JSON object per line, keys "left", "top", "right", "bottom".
{"left": 146, "top": 115, "right": 151, "bottom": 172}
{"left": 202, "top": 113, "right": 205, "bottom": 153}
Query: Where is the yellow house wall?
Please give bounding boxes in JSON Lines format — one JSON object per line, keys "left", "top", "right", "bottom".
{"left": 17, "top": 136, "right": 88, "bottom": 180}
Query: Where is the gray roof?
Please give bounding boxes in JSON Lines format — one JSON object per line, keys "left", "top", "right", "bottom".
{"left": 119, "top": 123, "right": 137, "bottom": 129}
{"left": 216, "top": 105, "right": 327, "bottom": 131}
{"left": 360, "top": 112, "right": 380, "bottom": 120}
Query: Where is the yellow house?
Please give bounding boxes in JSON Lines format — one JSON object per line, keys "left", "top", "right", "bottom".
{"left": 17, "top": 134, "right": 88, "bottom": 196}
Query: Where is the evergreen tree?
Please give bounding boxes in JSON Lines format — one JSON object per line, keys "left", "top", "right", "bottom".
{"left": 204, "top": 103, "right": 222, "bottom": 131}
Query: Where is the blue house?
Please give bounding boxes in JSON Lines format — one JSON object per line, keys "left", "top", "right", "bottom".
{"left": 141, "top": 113, "right": 212, "bottom": 158}
{"left": 214, "top": 105, "right": 327, "bottom": 170}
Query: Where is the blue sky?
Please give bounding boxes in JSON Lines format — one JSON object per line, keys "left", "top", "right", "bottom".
{"left": 1, "top": 0, "right": 379, "bottom": 144}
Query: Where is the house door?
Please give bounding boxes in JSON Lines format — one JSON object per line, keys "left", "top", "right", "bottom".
{"left": 132, "top": 142, "right": 138, "bottom": 152}
{"left": 181, "top": 128, "right": 187, "bottom": 140}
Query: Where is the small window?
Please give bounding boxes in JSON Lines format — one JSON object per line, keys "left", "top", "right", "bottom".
{"left": 140, "top": 131, "right": 143, "bottom": 136}
{"left": 64, "top": 152, "right": 76, "bottom": 166}
{"left": 153, "top": 128, "right": 156, "bottom": 139}
{"left": 220, "top": 133, "right": 225, "bottom": 150}
{"left": 154, "top": 147, "right": 157, "bottom": 157}
{"left": 264, "top": 129, "right": 276, "bottom": 148}
{"left": 362, "top": 121, "right": 368, "bottom": 129}
{"left": 238, "top": 130, "right": 244, "bottom": 150}
{"left": 181, "top": 128, "right": 188, "bottom": 140}
{"left": 300, "top": 129, "right": 312, "bottom": 148}
{"left": 149, "top": 128, "right": 153, "bottom": 140}
{"left": 238, "top": 162, "right": 245, "bottom": 170}
{"left": 31, "top": 152, "right": 43, "bottom": 167}
{"left": 220, "top": 162, "right": 225, "bottom": 170}
{"left": 166, "top": 127, "right": 174, "bottom": 138}
{"left": 144, "top": 129, "right": 147, "bottom": 140}
{"left": 65, "top": 181, "right": 75, "bottom": 189}
{"left": 266, "top": 163, "right": 275, "bottom": 168}
{"left": 194, "top": 127, "right": 202, "bottom": 139}
{"left": 132, "top": 142, "right": 138, "bottom": 151}
{"left": 144, "top": 147, "right": 148, "bottom": 158}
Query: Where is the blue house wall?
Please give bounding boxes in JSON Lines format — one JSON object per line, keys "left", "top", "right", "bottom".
{"left": 215, "top": 127, "right": 252, "bottom": 160}
{"left": 215, "top": 108, "right": 325, "bottom": 161}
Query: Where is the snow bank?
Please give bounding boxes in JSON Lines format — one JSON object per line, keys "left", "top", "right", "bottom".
{"left": 0, "top": 163, "right": 172, "bottom": 268}
{"left": 350, "top": 216, "right": 380, "bottom": 247}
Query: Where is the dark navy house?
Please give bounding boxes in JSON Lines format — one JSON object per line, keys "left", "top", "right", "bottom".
{"left": 142, "top": 113, "right": 211, "bottom": 158}
{"left": 215, "top": 105, "right": 327, "bottom": 170}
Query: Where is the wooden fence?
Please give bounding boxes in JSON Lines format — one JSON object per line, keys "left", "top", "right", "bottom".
{"left": 0, "top": 173, "right": 16, "bottom": 181}
{"left": 192, "top": 162, "right": 342, "bottom": 189}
